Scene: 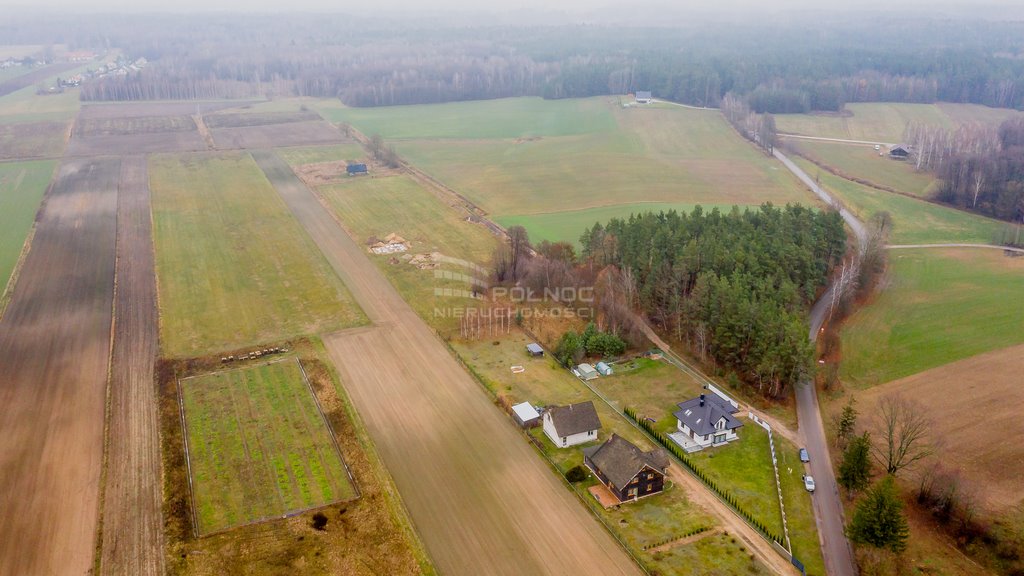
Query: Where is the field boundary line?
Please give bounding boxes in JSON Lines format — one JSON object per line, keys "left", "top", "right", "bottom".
{"left": 296, "top": 357, "right": 361, "bottom": 500}
{"left": 175, "top": 375, "right": 201, "bottom": 538}
{"left": 0, "top": 160, "right": 60, "bottom": 321}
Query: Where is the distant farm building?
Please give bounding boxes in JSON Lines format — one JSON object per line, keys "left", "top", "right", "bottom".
{"left": 888, "top": 145, "right": 911, "bottom": 159}
{"left": 584, "top": 434, "right": 669, "bottom": 503}
{"left": 526, "top": 342, "right": 544, "bottom": 357}
{"left": 543, "top": 401, "right": 601, "bottom": 448}
{"left": 346, "top": 163, "right": 368, "bottom": 175}
{"left": 576, "top": 363, "right": 599, "bottom": 381}
{"left": 635, "top": 91, "right": 653, "bottom": 104}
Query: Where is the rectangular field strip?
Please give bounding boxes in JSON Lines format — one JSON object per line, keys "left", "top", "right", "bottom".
{"left": 180, "top": 358, "right": 356, "bottom": 535}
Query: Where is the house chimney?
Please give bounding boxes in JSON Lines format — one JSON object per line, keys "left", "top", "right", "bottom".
{"left": 699, "top": 393, "right": 705, "bottom": 407}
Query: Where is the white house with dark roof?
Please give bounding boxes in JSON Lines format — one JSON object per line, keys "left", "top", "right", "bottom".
{"left": 543, "top": 401, "right": 601, "bottom": 448}
{"left": 672, "top": 393, "right": 742, "bottom": 450}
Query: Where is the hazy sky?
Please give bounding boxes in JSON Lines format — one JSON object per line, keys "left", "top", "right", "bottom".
{"left": 6, "top": 0, "right": 1022, "bottom": 15}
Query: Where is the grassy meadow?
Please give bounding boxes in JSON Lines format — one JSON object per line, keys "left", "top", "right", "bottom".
{"left": 0, "top": 160, "right": 55, "bottom": 300}
{"left": 180, "top": 359, "right": 356, "bottom": 535}
{"left": 839, "top": 247, "right": 1024, "bottom": 388}
{"left": 278, "top": 143, "right": 366, "bottom": 166}
{"left": 775, "top": 102, "right": 1022, "bottom": 143}
{"left": 787, "top": 139, "right": 936, "bottom": 197}
{"left": 150, "top": 152, "right": 366, "bottom": 357}
{"left": 321, "top": 97, "right": 814, "bottom": 220}
{"left": 792, "top": 156, "right": 1007, "bottom": 245}
{"left": 316, "top": 174, "right": 498, "bottom": 331}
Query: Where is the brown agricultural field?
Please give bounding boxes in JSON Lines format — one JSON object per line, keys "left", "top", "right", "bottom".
{"left": 0, "top": 121, "right": 69, "bottom": 158}
{"left": 254, "top": 149, "right": 642, "bottom": 575}
{"left": 203, "top": 110, "right": 322, "bottom": 128}
{"left": 0, "top": 158, "right": 119, "bottom": 576}
{"left": 74, "top": 114, "right": 197, "bottom": 137}
{"left": 77, "top": 101, "right": 249, "bottom": 119}
{"left": 98, "top": 156, "right": 164, "bottom": 576}
{"left": 210, "top": 120, "right": 344, "bottom": 149}
{"left": 851, "top": 343, "right": 1024, "bottom": 512}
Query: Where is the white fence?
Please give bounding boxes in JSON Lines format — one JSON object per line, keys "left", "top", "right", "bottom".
{"left": 749, "top": 412, "right": 792, "bottom": 554}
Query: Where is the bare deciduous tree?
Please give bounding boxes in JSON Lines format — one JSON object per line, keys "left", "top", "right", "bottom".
{"left": 872, "top": 395, "right": 934, "bottom": 476}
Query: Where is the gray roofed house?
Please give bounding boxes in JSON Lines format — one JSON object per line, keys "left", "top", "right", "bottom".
{"left": 542, "top": 401, "right": 602, "bottom": 448}
{"left": 889, "top": 144, "right": 911, "bottom": 159}
{"left": 526, "top": 342, "right": 544, "bottom": 357}
{"left": 635, "top": 91, "right": 653, "bottom": 103}
{"left": 584, "top": 434, "right": 669, "bottom": 502}
{"left": 672, "top": 393, "right": 742, "bottom": 451}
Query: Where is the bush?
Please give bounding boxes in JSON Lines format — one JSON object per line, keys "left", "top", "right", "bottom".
{"left": 566, "top": 465, "right": 588, "bottom": 483}
{"left": 311, "top": 511, "right": 328, "bottom": 530}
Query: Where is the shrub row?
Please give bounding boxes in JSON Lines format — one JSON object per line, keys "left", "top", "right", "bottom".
{"left": 642, "top": 526, "right": 711, "bottom": 551}
{"left": 624, "top": 407, "right": 783, "bottom": 545}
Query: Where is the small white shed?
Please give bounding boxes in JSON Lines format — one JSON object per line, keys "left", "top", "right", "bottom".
{"left": 511, "top": 402, "right": 541, "bottom": 428}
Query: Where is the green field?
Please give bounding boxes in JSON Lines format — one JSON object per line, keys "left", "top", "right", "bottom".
{"left": 775, "top": 102, "right": 1023, "bottom": 143}
{"left": 840, "top": 248, "right": 1024, "bottom": 388}
{"left": 792, "top": 157, "right": 1006, "bottom": 245}
{"left": 788, "top": 139, "right": 936, "bottom": 197}
{"left": 0, "top": 160, "right": 54, "bottom": 299}
{"left": 180, "top": 359, "right": 356, "bottom": 535}
{"left": 321, "top": 97, "right": 813, "bottom": 218}
{"left": 452, "top": 332, "right": 770, "bottom": 575}
{"left": 150, "top": 152, "right": 366, "bottom": 357}
{"left": 317, "top": 174, "right": 497, "bottom": 330}
{"left": 496, "top": 202, "right": 736, "bottom": 246}
{"left": 278, "top": 143, "right": 366, "bottom": 166}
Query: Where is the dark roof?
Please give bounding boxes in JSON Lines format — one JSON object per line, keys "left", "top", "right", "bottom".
{"left": 583, "top": 434, "right": 669, "bottom": 489}
{"left": 346, "top": 163, "right": 368, "bottom": 172}
{"left": 673, "top": 394, "right": 742, "bottom": 436}
{"left": 636, "top": 90, "right": 652, "bottom": 100}
{"left": 547, "top": 401, "right": 601, "bottom": 436}
{"left": 889, "top": 145, "right": 910, "bottom": 156}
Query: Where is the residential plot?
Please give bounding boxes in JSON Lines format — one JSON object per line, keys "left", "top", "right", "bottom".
{"left": 840, "top": 247, "right": 1024, "bottom": 388}
{"left": 277, "top": 143, "right": 366, "bottom": 166}
{"left": 0, "top": 160, "right": 54, "bottom": 301}
{"left": 149, "top": 151, "right": 366, "bottom": 357}
{"left": 792, "top": 156, "right": 1007, "bottom": 245}
{"left": 180, "top": 359, "right": 356, "bottom": 535}
{"left": 66, "top": 111, "right": 207, "bottom": 156}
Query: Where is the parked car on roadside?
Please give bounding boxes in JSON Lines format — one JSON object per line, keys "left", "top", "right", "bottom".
{"left": 803, "top": 474, "right": 816, "bottom": 493}
{"left": 799, "top": 448, "right": 810, "bottom": 463}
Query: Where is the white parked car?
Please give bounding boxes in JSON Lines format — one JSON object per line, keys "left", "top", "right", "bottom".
{"left": 803, "top": 474, "right": 816, "bottom": 493}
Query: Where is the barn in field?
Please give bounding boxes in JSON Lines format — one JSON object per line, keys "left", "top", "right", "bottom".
{"left": 635, "top": 91, "right": 653, "bottom": 104}
{"left": 347, "top": 162, "right": 368, "bottom": 175}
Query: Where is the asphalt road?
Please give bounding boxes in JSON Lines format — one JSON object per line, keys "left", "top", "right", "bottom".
{"left": 777, "top": 149, "right": 860, "bottom": 576}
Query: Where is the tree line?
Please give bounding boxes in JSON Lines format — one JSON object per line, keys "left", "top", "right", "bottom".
{"left": 579, "top": 204, "right": 846, "bottom": 398}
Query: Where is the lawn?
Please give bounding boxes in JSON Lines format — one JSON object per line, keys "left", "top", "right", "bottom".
{"left": 839, "top": 247, "right": 1024, "bottom": 388}
{"left": 317, "top": 174, "right": 498, "bottom": 331}
{"left": 775, "top": 102, "right": 1023, "bottom": 143}
{"left": 451, "top": 331, "right": 770, "bottom": 575}
{"left": 150, "top": 152, "right": 366, "bottom": 357}
{"left": 496, "top": 202, "right": 736, "bottom": 247}
{"left": 792, "top": 156, "right": 1007, "bottom": 245}
{"left": 278, "top": 143, "right": 366, "bottom": 166}
{"left": 787, "top": 139, "right": 936, "bottom": 197}
{"left": 0, "top": 160, "right": 55, "bottom": 302}
{"left": 179, "top": 359, "right": 356, "bottom": 535}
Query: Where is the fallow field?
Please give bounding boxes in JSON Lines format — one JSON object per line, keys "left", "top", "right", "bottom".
{"left": 839, "top": 247, "right": 1024, "bottom": 389}
{"left": 321, "top": 97, "right": 816, "bottom": 240}
{"left": 149, "top": 151, "right": 366, "bottom": 357}
{"left": 791, "top": 156, "right": 1008, "bottom": 245}
{"left": 785, "top": 139, "right": 936, "bottom": 197}
{"left": 180, "top": 359, "right": 356, "bottom": 535}
{"left": 775, "top": 102, "right": 1023, "bottom": 143}
{"left": 0, "top": 160, "right": 54, "bottom": 302}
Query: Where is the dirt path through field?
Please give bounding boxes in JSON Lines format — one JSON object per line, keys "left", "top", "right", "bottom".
{"left": 253, "top": 149, "right": 641, "bottom": 576}
{"left": 0, "top": 158, "right": 119, "bottom": 576}
{"left": 97, "top": 156, "right": 164, "bottom": 576}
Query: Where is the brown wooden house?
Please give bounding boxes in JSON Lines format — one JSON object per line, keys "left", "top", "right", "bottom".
{"left": 583, "top": 434, "right": 669, "bottom": 503}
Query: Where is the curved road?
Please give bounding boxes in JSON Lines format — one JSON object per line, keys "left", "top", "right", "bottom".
{"left": 776, "top": 149, "right": 861, "bottom": 576}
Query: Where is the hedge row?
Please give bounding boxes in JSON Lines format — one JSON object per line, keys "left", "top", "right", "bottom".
{"left": 642, "top": 525, "right": 711, "bottom": 551}
{"left": 624, "top": 407, "right": 783, "bottom": 545}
